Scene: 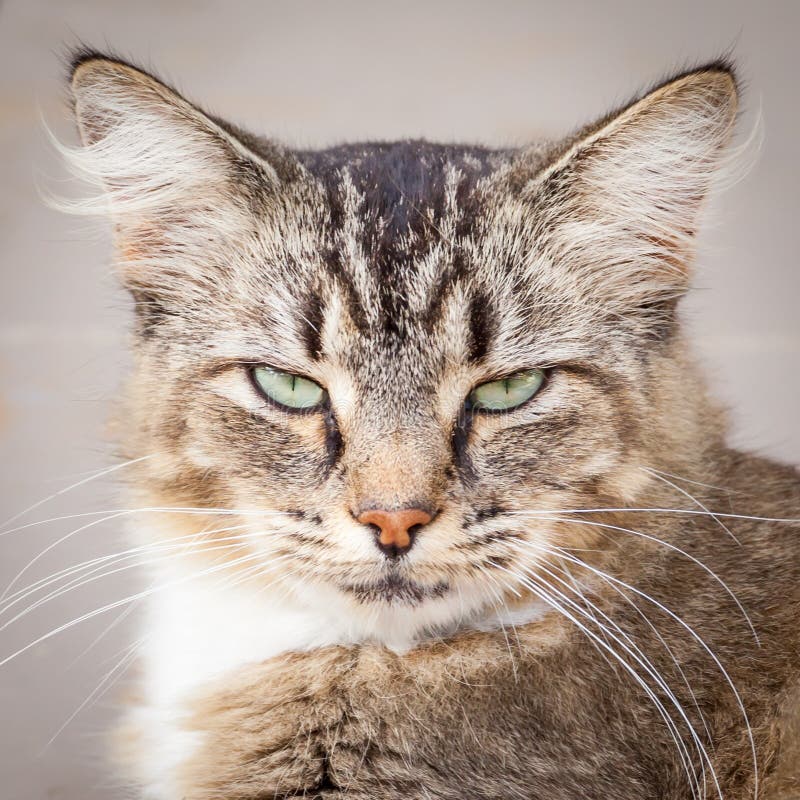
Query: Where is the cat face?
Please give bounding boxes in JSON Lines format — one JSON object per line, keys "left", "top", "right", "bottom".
{"left": 63, "top": 54, "right": 737, "bottom": 636}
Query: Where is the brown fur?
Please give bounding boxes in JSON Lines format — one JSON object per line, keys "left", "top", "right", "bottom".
{"left": 58, "top": 52, "right": 800, "bottom": 798}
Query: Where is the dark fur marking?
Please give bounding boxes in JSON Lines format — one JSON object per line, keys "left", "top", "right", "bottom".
{"left": 475, "top": 504, "right": 507, "bottom": 522}
{"left": 344, "top": 573, "right": 450, "bottom": 605}
{"left": 301, "top": 291, "right": 325, "bottom": 360}
{"left": 451, "top": 415, "right": 477, "bottom": 487}
{"left": 130, "top": 290, "right": 183, "bottom": 338}
{"left": 467, "top": 290, "right": 495, "bottom": 363}
{"left": 323, "top": 244, "right": 369, "bottom": 332}
{"left": 297, "top": 142, "right": 500, "bottom": 338}
{"left": 324, "top": 408, "right": 343, "bottom": 472}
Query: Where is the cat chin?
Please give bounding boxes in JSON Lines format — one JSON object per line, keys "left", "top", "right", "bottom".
{"left": 283, "top": 572, "right": 551, "bottom": 654}
{"left": 338, "top": 573, "right": 451, "bottom": 605}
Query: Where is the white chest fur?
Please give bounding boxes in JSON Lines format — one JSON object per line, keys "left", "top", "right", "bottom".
{"left": 133, "top": 561, "right": 356, "bottom": 798}
{"left": 141, "top": 568, "right": 346, "bottom": 707}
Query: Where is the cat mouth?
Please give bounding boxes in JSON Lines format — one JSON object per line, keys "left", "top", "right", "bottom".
{"left": 341, "top": 572, "right": 450, "bottom": 605}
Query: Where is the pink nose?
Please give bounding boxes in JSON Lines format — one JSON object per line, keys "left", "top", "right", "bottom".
{"left": 357, "top": 508, "right": 433, "bottom": 558}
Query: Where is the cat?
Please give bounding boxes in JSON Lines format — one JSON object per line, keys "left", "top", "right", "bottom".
{"left": 59, "top": 50, "right": 800, "bottom": 799}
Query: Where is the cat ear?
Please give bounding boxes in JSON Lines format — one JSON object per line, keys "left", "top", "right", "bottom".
{"left": 64, "top": 52, "right": 287, "bottom": 301}
{"left": 521, "top": 64, "right": 739, "bottom": 314}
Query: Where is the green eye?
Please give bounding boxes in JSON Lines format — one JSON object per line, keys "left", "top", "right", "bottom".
{"left": 467, "top": 369, "right": 546, "bottom": 412}
{"left": 251, "top": 366, "right": 326, "bottom": 410}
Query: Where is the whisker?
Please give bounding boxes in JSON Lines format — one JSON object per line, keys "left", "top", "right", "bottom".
{"left": 1, "top": 524, "right": 256, "bottom": 618}
{"left": 41, "top": 639, "right": 141, "bottom": 753}
{"left": 555, "top": 553, "right": 715, "bottom": 750}
{"left": 0, "top": 521, "right": 266, "bottom": 610}
{"left": 508, "top": 507, "right": 800, "bottom": 524}
{"left": 0, "top": 506, "right": 292, "bottom": 539}
{"left": 0, "top": 541, "right": 251, "bottom": 631}
{"left": 552, "top": 559, "right": 621, "bottom": 674}
{"left": 0, "top": 550, "right": 293, "bottom": 667}
{"left": 642, "top": 467, "right": 739, "bottom": 544}
{"left": 509, "top": 512, "right": 758, "bottom": 643}
{"left": 474, "top": 562, "right": 520, "bottom": 677}
{"left": 0, "top": 530, "right": 277, "bottom": 630}
{"left": 2, "top": 510, "right": 137, "bottom": 604}
{"left": 0, "top": 455, "right": 153, "bottom": 533}
{"left": 638, "top": 467, "right": 741, "bottom": 494}
{"left": 67, "top": 602, "right": 139, "bottom": 669}
{"left": 509, "top": 543, "right": 716, "bottom": 758}
{"left": 1, "top": 508, "right": 291, "bottom": 602}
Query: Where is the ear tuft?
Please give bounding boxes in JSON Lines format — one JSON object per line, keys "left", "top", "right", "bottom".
{"left": 68, "top": 53, "right": 207, "bottom": 148}
{"left": 56, "top": 52, "right": 273, "bottom": 300}
{"left": 575, "top": 61, "right": 739, "bottom": 154}
{"left": 68, "top": 47, "right": 138, "bottom": 87}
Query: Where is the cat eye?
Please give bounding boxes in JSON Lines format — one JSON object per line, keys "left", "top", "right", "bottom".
{"left": 250, "top": 366, "right": 327, "bottom": 411}
{"left": 467, "top": 369, "right": 546, "bottom": 412}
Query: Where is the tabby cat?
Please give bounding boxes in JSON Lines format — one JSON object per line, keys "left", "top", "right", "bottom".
{"left": 61, "top": 51, "right": 800, "bottom": 799}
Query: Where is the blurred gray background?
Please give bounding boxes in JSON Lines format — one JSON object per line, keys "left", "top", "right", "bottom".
{"left": 0, "top": 1, "right": 798, "bottom": 797}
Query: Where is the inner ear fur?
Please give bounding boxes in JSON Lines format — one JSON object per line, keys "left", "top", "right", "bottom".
{"left": 519, "top": 64, "right": 739, "bottom": 311}
{"left": 66, "top": 52, "right": 283, "bottom": 299}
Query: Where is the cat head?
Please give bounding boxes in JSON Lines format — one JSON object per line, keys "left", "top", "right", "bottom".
{"left": 62, "top": 53, "right": 737, "bottom": 642}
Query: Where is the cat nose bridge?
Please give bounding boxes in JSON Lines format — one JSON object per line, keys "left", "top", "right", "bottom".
{"left": 346, "top": 421, "right": 448, "bottom": 512}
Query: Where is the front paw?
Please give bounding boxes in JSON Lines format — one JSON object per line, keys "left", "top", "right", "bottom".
{"left": 170, "top": 627, "right": 553, "bottom": 799}
{"left": 174, "top": 647, "right": 354, "bottom": 798}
